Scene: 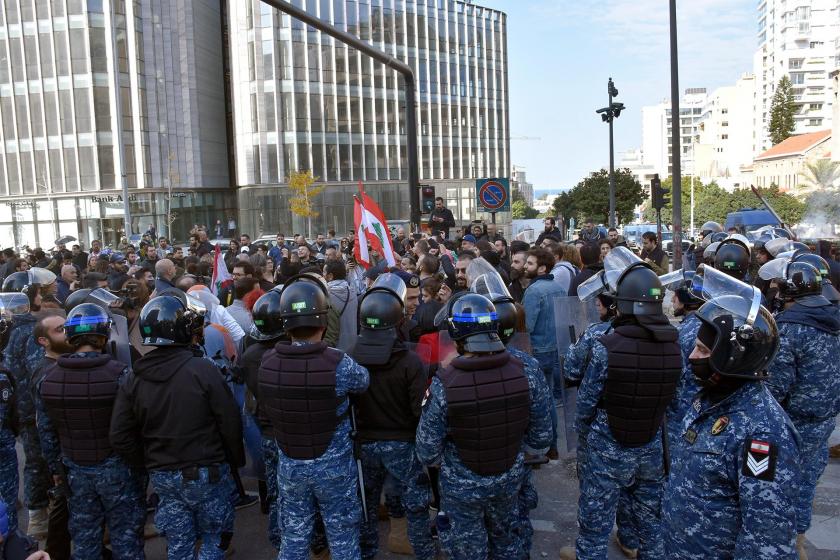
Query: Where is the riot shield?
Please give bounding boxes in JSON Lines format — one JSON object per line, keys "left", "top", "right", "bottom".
{"left": 106, "top": 312, "right": 133, "bottom": 367}
{"left": 0, "top": 293, "right": 29, "bottom": 319}
{"left": 554, "top": 296, "right": 601, "bottom": 452}
{"left": 86, "top": 287, "right": 125, "bottom": 310}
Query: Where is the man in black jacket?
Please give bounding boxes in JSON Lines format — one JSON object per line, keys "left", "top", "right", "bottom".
{"left": 427, "top": 197, "right": 456, "bottom": 238}
{"left": 110, "top": 292, "right": 245, "bottom": 559}
{"left": 351, "top": 278, "right": 434, "bottom": 560}
{"left": 535, "top": 217, "right": 563, "bottom": 246}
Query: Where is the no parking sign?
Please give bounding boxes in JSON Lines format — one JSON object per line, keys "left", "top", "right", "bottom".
{"left": 475, "top": 178, "right": 510, "bottom": 213}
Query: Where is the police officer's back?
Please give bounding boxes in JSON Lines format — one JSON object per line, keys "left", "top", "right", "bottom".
{"left": 257, "top": 275, "right": 369, "bottom": 560}
{"left": 110, "top": 292, "right": 244, "bottom": 559}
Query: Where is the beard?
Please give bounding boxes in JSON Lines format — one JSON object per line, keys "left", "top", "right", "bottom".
{"left": 524, "top": 268, "right": 538, "bottom": 279}
{"left": 510, "top": 268, "right": 522, "bottom": 281}
{"left": 50, "top": 338, "right": 76, "bottom": 354}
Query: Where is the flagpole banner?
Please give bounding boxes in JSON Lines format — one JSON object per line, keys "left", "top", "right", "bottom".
{"left": 359, "top": 182, "right": 398, "bottom": 267}
{"left": 211, "top": 244, "right": 232, "bottom": 295}
{"left": 353, "top": 196, "right": 372, "bottom": 269}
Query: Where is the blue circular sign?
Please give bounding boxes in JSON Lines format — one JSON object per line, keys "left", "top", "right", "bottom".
{"left": 478, "top": 181, "right": 507, "bottom": 211}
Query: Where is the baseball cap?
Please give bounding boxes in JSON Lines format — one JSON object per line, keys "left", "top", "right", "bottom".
{"left": 109, "top": 252, "right": 125, "bottom": 264}
{"left": 462, "top": 234, "right": 477, "bottom": 244}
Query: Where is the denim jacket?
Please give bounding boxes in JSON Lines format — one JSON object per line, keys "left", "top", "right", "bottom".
{"left": 522, "top": 274, "right": 567, "bottom": 353}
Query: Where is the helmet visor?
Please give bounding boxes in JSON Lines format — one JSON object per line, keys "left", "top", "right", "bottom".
{"left": 185, "top": 294, "right": 207, "bottom": 317}
{"left": 694, "top": 265, "right": 762, "bottom": 326}
{"left": 765, "top": 238, "right": 797, "bottom": 258}
{"left": 726, "top": 234, "right": 751, "bottom": 249}
{"left": 758, "top": 253, "right": 794, "bottom": 281}
{"left": 88, "top": 287, "right": 124, "bottom": 309}
{"left": 28, "top": 267, "right": 57, "bottom": 286}
{"left": 659, "top": 270, "right": 689, "bottom": 290}
{"left": 577, "top": 270, "right": 608, "bottom": 302}
{"left": 602, "top": 246, "right": 645, "bottom": 293}
{"left": 0, "top": 293, "right": 29, "bottom": 320}
{"left": 371, "top": 273, "right": 407, "bottom": 302}
{"left": 703, "top": 242, "right": 721, "bottom": 259}
{"left": 469, "top": 260, "right": 512, "bottom": 301}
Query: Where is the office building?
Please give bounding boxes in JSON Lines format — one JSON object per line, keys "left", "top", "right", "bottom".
{"left": 641, "top": 88, "right": 708, "bottom": 179}
{"left": 229, "top": 0, "right": 510, "bottom": 238}
{"left": 753, "top": 0, "right": 840, "bottom": 155}
{"left": 510, "top": 164, "right": 532, "bottom": 205}
{"left": 0, "top": 0, "right": 234, "bottom": 248}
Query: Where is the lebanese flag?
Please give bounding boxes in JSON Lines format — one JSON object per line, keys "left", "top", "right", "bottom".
{"left": 353, "top": 196, "right": 372, "bottom": 269}
{"left": 211, "top": 244, "right": 233, "bottom": 296}
{"left": 358, "top": 182, "right": 398, "bottom": 267}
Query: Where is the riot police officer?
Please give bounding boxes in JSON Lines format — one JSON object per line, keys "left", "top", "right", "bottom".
{"left": 36, "top": 303, "right": 145, "bottom": 558}
{"left": 239, "top": 289, "right": 285, "bottom": 552}
{"left": 416, "top": 293, "right": 552, "bottom": 559}
{"left": 763, "top": 259, "right": 840, "bottom": 556}
{"left": 790, "top": 250, "right": 840, "bottom": 305}
{"left": 257, "top": 275, "right": 369, "bottom": 560}
{"left": 663, "top": 268, "right": 800, "bottom": 558}
{"left": 2, "top": 269, "right": 56, "bottom": 538}
{"left": 110, "top": 292, "right": 245, "bottom": 560}
{"left": 487, "top": 290, "right": 552, "bottom": 559}
{"left": 351, "top": 274, "right": 435, "bottom": 560}
{"left": 0, "top": 293, "right": 28, "bottom": 533}
{"left": 561, "top": 247, "right": 682, "bottom": 560}
{"left": 661, "top": 270, "right": 706, "bottom": 443}
{"left": 689, "top": 221, "right": 723, "bottom": 271}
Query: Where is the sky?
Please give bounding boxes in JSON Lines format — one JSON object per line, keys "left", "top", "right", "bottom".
{"left": 490, "top": 0, "right": 756, "bottom": 191}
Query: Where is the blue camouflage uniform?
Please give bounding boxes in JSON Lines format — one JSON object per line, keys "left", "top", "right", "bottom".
{"left": 667, "top": 312, "right": 703, "bottom": 442}
{"left": 3, "top": 314, "right": 50, "bottom": 511}
{"left": 574, "top": 342, "right": 666, "bottom": 560}
{"left": 416, "top": 353, "right": 553, "bottom": 560}
{"left": 563, "top": 322, "right": 640, "bottom": 551}
{"left": 35, "top": 352, "right": 146, "bottom": 559}
{"left": 278, "top": 347, "right": 369, "bottom": 560}
{"left": 663, "top": 381, "right": 801, "bottom": 558}
{"left": 0, "top": 368, "right": 18, "bottom": 532}
{"left": 766, "top": 303, "right": 840, "bottom": 535}
{"left": 359, "top": 440, "right": 434, "bottom": 559}
{"left": 262, "top": 436, "right": 282, "bottom": 551}
{"left": 509, "top": 346, "right": 552, "bottom": 560}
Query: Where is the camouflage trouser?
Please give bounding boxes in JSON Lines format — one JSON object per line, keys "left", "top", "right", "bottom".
{"left": 262, "top": 437, "right": 282, "bottom": 551}
{"left": 359, "top": 441, "right": 434, "bottom": 560}
{"left": 517, "top": 469, "right": 538, "bottom": 560}
{"left": 65, "top": 456, "right": 146, "bottom": 559}
{"left": 0, "top": 433, "right": 18, "bottom": 532}
{"left": 150, "top": 463, "right": 235, "bottom": 560}
{"left": 436, "top": 475, "right": 522, "bottom": 560}
{"left": 793, "top": 416, "right": 836, "bottom": 534}
{"left": 278, "top": 453, "right": 361, "bottom": 560}
{"left": 577, "top": 432, "right": 640, "bottom": 550}
{"left": 576, "top": 430, "right": 664, "bottom": 560}
{"left": 19, "top": 421, "right": 50, "bottom": 510}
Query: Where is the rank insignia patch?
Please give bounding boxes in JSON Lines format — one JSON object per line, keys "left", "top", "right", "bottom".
{"left": 743, "top": 439, "right": 777, "bottom": 481}
{"left": 711, "top": 416, "right": 729, "bottom": 435}
{"left": 692, "top": 399, "right": 701, "bottom": 413}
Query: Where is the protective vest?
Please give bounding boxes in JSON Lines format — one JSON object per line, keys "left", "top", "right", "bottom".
{"left": 258, "top": 341, "right": 345, "bottom": 460}
{"left": 39, "top": 354, "right": 124, "bottom": 465}
{"left": 600, "top": 325, "right": 681, "bottom": 447}
{"left": 440, "top": 351, "right": 530, "bottom": 476}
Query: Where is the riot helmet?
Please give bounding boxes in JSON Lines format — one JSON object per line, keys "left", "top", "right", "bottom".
{"left": 713, "top": 239, "right": 750, "bottom": 280}
{"left": 660, "top": 269, "right": 704, "bottom": 310}
{"left": 765, "top": 238, "right": 809, "bottom": 258}
{"left": 139, "top": 294, "right": 205, "bottom": 346}
{"left": 446, "top": 293, "right": 505, "bottom": 353}
{"left": 64, "top": 303, "right": 112, "bottom": 343}
{"left": 699, "top": 221, "right": 723, "bottom": 239}
{"left": 490, "top": 296, "right": 517, "bottom": 344}
{"left": 250, "top": 290, "right": 285, "bottom": 341}
{"left": 2, "top": 268, "right": 56, "bottom": 308}
{"left": 776, "top": 261, "right": 825, "bottom": 304}
{"left": 63, "top": 288, "right": 93, "bottom": 313}
{"left": 279, "top": 274, "right": 331, "bottom": 332}
{"left": 703, "top": 241, "right": 721, "bottom": 265}
{"left": 614, "top": 264, "right": 665, "bottom": 316}
{"left": 791, "top": 250, "right": 840, "bottom": 303}
{"left": 701, "top": 230, "right": 728, "bottom": 249}
{"left": 692, "top": 265, "right": 778, "bottom": 379}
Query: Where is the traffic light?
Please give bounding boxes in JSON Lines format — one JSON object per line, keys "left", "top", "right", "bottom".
{"left": 421, "top": 185, "right": 435, "bottom": 214}
{"left": 651, "top": 175, "right": 661, "bottom": 210}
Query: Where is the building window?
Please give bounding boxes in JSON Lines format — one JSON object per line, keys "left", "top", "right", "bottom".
{"left": 790, "top": 72, "right": 805, "bottom": 85}
{"left": 721, "top": 134, "right": 728, "bottom": 140}
{"left": 789, "top": 58, "right": 804, "bottom": 69}
{"left": 809, "top": 41, "right": 823, "bottom": 49}
{"left": 808, "top": 118, "right": 823, "bottom": 126}
{"left": 809, "top": 103, "right": 822, "bottom": 111}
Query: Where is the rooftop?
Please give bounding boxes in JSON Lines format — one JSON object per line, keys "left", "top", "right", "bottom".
{"left": 755, "top": 130, "right": 831, "bottom": 160}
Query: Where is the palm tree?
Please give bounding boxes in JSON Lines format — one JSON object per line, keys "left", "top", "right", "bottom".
{"left": 799, "top": 159, "right": 840, "bottom": 191}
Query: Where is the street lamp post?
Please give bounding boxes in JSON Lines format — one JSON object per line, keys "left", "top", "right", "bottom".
{"left": 597, "top": 78, "right": 624, "bottom": 228}
{"left": 669, "top": 0, "right": 683, "bottom": 266}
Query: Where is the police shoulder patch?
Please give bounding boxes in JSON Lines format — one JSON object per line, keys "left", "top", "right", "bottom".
{"left": 421, "top": 387, "right": 431, "bottom": 408}
{"left": 742, "top": 438, "right": 777, "bottom": 481}
{"left": 0, "top": 377, "right": 11, "bottom": 404}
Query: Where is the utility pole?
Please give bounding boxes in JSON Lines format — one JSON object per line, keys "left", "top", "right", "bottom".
{"left": 669, "top": 0, "right": 683, "bottom": 267}
{"left": 597, "top": 78, "right": 624, "bottom": 228}
{"left": 259, "top": 0, "right": 421, "bottom": 231}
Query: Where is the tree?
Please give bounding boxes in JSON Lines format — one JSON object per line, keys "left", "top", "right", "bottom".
{"left": 769, "top": 76, "right": 797, "bottom": 146}
{"left": 511, "top": 199, "right": 539, "bottom": 219}
{"left": 288, "top": 170, "right": 324, "bottom": 238}
{"left": 552, "top": 168, "right": 645, "bottom": 225}
{"left": 799, "top": 159, "right": 840, "bottom": 191}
